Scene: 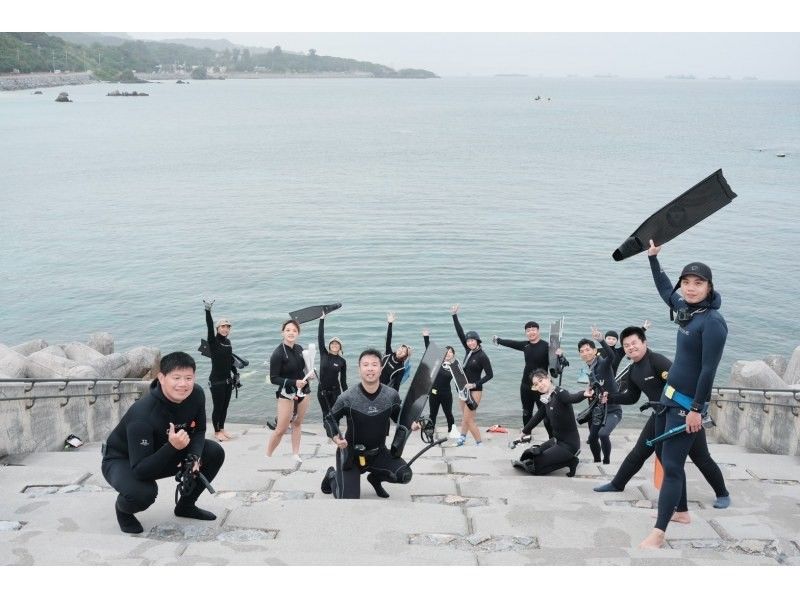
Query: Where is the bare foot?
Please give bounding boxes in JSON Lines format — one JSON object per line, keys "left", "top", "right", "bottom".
{"left": 638, "top": 528, "right": 666, "bottom": 549}
{"left": 214, "top": 432, "right": 226, "bottom": 442}
{"left": 222, "top": 430, "right": 234, "bottom": 440}
{"left": 671, "top": 511, "right": 691, "bottom": 524}
{"left": 650, "top": 510, "right": 691, "bottom": 524}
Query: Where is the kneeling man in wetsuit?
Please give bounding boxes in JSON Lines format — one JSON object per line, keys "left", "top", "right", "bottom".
{"left": 102, "top": 351, "right": 225, "bottom": 533}
{"left": 321, "top": 348, "right": 419, "bottom": 499}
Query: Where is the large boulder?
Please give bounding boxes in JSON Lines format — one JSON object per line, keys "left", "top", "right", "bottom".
{"left": 63, "top": 342, "right": 105, "bottom": 365}
{"left": 87, "top": 332, "right": 114, "bottom": 356}
{"left": 763, "top": 355, "right": 787, "bottom": 378}
{"left": 10, "top": 339, "right": 48, "bottom": 356}
{"left": 783, "top": 346, "right": 800, "bottom": 385}
{"left": 37, "top": 345, "right": 67, "bottom": 358}
{"left": 124, "top": 346, "right": 160, "bottom": 379}
{"left": 730, "top": 360, "right": 787, "bottom": 389}
{"left": 0, "top": 344, "right": 28, "bottom": 378}
{"left": 25, "top": 349, "right": 79, "bottom": 378}
{"left": 89, "top": 353, "right": 130, "bottom": 378}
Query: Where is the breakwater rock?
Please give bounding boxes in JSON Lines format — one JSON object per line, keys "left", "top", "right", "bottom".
{"left": 709, "top": 345, "right": 800, "bottom": 456}
{"left": 0, "top": 72, "right": 96, "bottom": 91}
{"left": 0, "top": 334, "right": 159, "bottom": 380}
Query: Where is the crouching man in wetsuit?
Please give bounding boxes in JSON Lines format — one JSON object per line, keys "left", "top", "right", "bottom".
{"left": 320, "top": 348, "right": 419, "bottom": 499}
{"left": 102, "top": 351, "right": 224, "bottom": 533}
{"left": 512, "top": 369, "right": 590, "bottom": 477}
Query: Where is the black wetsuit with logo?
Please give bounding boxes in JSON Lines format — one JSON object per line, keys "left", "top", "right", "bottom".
{"left": 649, "top": 255, "right": 728, "bottom": 531}
{"left": 269, "top": 342, "right": 308, "bottom": 400}
{"left": 323, "top": 383, "right": 410, "bottom": 499}
{"left": 102, "top": 380, "right": 224, "bottom": 514}
{"left": 604, "top": 349, "right": 728, "bottom": 500}
{"left": 318, "top": 319, "right": 348, "bottom": 415}
{"left": 495, "top": 336, "right": 551, "bottom": 431}
{"left": 205, "top": 309, "right": 236, "bottom": 433}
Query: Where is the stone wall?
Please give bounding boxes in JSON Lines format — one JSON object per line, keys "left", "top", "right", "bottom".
{"left": 0, "top": 72, "right": 96, "bottom": 91}
{"left": 0, "top": 380, "right": 150, "bottom": 457}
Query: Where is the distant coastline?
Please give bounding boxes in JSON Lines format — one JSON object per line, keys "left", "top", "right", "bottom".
{"left": 0, "top": 70, "right": 436, "bottom": 92}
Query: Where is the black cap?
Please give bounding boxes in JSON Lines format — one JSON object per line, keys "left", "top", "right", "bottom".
{"left": 465, "top": 330, "right": 482, "bottom": 343}
{"left": 604, "top": 330, "right": 619, "bottom": 340}
{"left": 679, "top": 262, "right": 712, "bottom": 282}
{"left": 524, "top": 321, "right": 539, "bottom": 330}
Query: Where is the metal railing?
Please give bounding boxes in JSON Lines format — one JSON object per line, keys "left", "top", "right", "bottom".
{"left": 711, "top": 386, "right": 800, "bottom": 416}
{"left": 0, "top": 378, "right": 149, "bottom": 409}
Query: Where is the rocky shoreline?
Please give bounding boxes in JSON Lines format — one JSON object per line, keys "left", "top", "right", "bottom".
{"left": 0, "top": 72, "right": 97, "bottom": 92}
{"left": 0, "top": 333, "right": 159, "bottom": 380}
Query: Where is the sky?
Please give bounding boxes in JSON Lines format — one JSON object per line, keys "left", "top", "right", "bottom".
{"left": 9, "top": 1, "right": 800, "bottom": 79}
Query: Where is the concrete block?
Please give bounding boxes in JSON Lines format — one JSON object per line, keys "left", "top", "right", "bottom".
{"left": 783, "top": 346, "right": 800, "bottom": 385}
{"left": 62, "top": 342, "right": 105, "bottom": 365}
{"left": 87, "top": 332, "right": 114, "bottom": 356}
{"left": 124, "top": 346, "right": 160, "bottom": 378}
{"left": 0, "top": 345, "right": 28, "bottom": 378}
{"left": 9, "top": 339, "right": 48, "bottom": 357}
{"left": 25, "top": 350, "right": 78, "bottom": 378}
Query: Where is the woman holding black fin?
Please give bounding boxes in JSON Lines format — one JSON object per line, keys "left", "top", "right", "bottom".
{"left": 422, "top": 328, "right": 458, "bottom": 438}
{"left": 451, "top": 304, "right": 493, "bottom": 447}
{"left": 639, "top": 240, "right": 728, "bottom": 549}
{"left": 380, "top": 312, "right": 411, "bottom": 391}
{"left": 317, "top": 312, "right": 347, "bottom": 416}
{"left": 203, "top": 298, "right": 237, "bottom": 442}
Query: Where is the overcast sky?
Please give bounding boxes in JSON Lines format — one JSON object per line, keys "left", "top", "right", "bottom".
{"left": 128, "top": 32, "right": 800, "bottom": 79}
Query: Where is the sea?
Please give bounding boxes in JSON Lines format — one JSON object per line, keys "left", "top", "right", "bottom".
{"left": 1, "top": 76, "right": 798, "bottom": 426}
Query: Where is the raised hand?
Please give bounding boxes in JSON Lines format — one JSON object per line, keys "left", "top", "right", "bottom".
{"left": 387, "top": 311, "right": 396, "bottom": 324}
{"left": 422, "top": 328, "right": 429, "bottom": 336}
{"left": 647, "top": 239, "right": 661, "bottom": 256}
{"left": 202, "top": 297, "right": 215, "bottom": 311}
{"left": 492, "top": 335, "right": 499, "bottom": 345}
{"left": 591, "top": 325, "right": 602, "bottom": 340}
{"left": 449, "top": 304, "right": 459, "bottom": 315}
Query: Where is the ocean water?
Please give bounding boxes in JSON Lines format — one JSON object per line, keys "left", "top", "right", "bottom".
{"left": 1, "top": 76, "right": 798, "bottom": 425}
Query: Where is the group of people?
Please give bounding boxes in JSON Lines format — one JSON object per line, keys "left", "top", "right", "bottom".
{"left": 100, "top": 241, "right": 729, "bottom": 549}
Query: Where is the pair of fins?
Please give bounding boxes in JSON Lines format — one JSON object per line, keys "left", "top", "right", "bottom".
{"left": 612, "top": 169, "right": 737, "bottom": 261}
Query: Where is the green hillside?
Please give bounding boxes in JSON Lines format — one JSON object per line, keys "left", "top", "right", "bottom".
{"left": 0, "top": 33, "right": 438, "bottom": 79}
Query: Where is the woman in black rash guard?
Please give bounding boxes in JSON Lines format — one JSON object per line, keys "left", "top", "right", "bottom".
{"left": 639, "top": 240, "right": 728, "bottom": 550}
{"left": 203, "top": 299, "right": 237, "bottom": 442}
{"left": 513, "top": 369, "right": 589, "bottom": 476}
{"left": 380, "top": 311, "right": 411, "bottom": 391}
{"left": 266, "top": 319, "right": 313, "bottom": 463}
{"left": 450, "top": 304, "right": 493, "bottom": 447}
{"left": 318, "top": 312, "right": 347, "bottom": 416}
{"left": 422, "top": 329, "right": 457, "bottom": 437}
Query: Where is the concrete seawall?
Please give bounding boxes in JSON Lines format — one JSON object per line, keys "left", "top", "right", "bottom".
{"left": 710, "top": 389, "right": 800, "bottom": 456}
{"left": 0, "top": 72, "right": 96, "bottom": 91}
{"left": 0, "top": 380, "right": 149, "bottom": 457}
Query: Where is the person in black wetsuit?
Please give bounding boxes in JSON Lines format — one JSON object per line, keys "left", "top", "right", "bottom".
{"left": 578, "top": 331, "right": 622, "bottom": 464}
{"left": 380, "top": 311, "right": 411, "bottom": 391}
{"left": 451, "top": 304, "right": 493, "bottom": 446}
{"left": 639, "top": 242, "right": 728, "bottom": 550}
{"left": 602, "top": 330, "right": 625, "bottom": 375}
{"left": 512, "top": 369, "right": 590, "bottom": 476}
{"left": 593, "top": 326, "right": 730, "bottom": 510}
{"left": 266, "top": 319, "right": 313, "bottom": 463}
{"left": 203, "top": 298, "right": 237, "bottom": 442}
{"left": 317, "top": 312, "right": 347, "bottom": 416}
{"left": 422, "top": 329, "right": 457, "bottom": 437}
{"left": 320, "top": 348, "right": 419, "bottom": 499}
{"left": 101, "top": 351, "right": 224, "bottom": 534}
{"left": 492, "top": 321, "right": 552, "bottom": 431}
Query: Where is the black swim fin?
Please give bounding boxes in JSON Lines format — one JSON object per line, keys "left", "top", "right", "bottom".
{"left": 612, "top": 169, "right": 737, "bottom": 261}
{"left": 289, "top": 303, "right": 342, "bottom": 323}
